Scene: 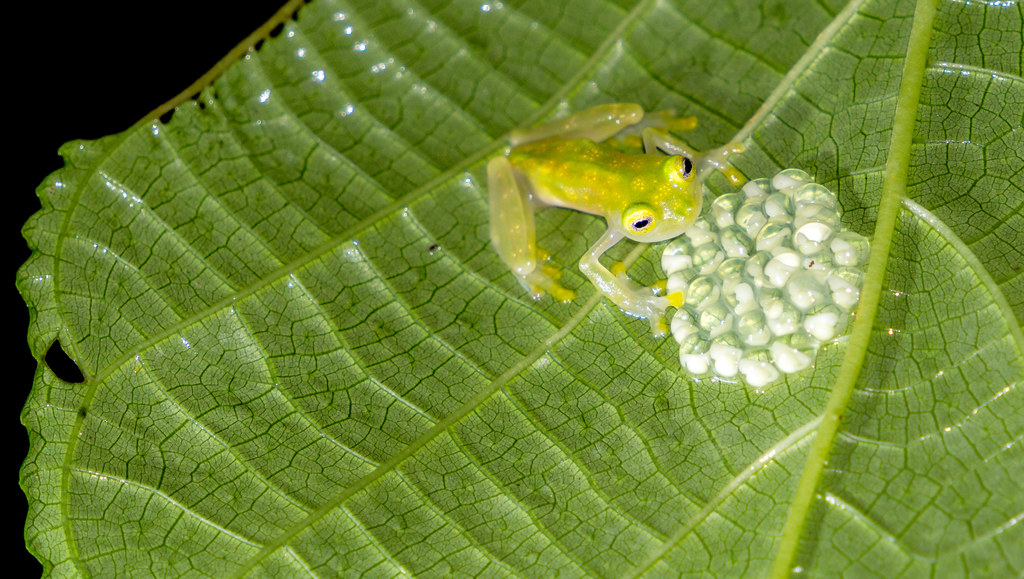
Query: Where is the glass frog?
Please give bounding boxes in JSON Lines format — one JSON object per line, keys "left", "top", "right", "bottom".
{"left": 488, "top": 103, "right": 745, "bottom": 335}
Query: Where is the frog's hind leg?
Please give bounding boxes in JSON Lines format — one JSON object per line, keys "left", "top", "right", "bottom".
{"left": 509, "top": 103, "right": 645, "bottom": 146}
{"left": 642, "top": 128, "right": 746, "bottom": 186}
{"left": 610, "top": 110, "right": 699, "bottom": 145}
{"left": 488, "top": 156, "right": 574, "bottom": 302}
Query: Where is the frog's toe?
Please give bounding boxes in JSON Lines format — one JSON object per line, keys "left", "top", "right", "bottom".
{"left": 667, "top": 291, "right": 683, "bottom": 308}
{"left": 667, "top": 115, "right": 698, "bottom": 132}
{"left": 536, "top": 279, "right": 575, "bottom": 302}
{"left": 722, "top": 166, "right": 746, "bottom": 186}
{"left": 540, "top": 263, "right": 563, "bottom": 280}
{"left": 549, "top": 285, "right": 575, "bottom": 302}
{"left": 637, "top": 294, "right": 673, "bottom": 336}
{"left": 522, "top": 270, "right": 574, "bottom": 303}
{"left": 651, "top": 317, "right": 670, "bottom": 338}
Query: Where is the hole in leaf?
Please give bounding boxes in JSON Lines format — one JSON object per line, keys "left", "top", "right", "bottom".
{"left": 158, "top": 108, "right": 175, "bottom": 125}
{"left": 270, "top": 22, "right": 284, "bottom": 37}
{"left": 253, "top": 39, "right": 265, "bottom": 51}
{"left": 45, "top": 340, "right": 85, "bottom": 383}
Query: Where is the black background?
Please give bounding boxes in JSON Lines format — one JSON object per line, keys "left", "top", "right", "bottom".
{"left": 12, "top": 1, "right": 290, "bottom": 575}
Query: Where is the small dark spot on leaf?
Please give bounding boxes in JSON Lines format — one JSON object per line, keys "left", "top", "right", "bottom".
{"left": 46, "top": 340, "right": 85, "bottom": 383}
{"left": 270, "top": 22, "right": 284, "bottom": 37}
{"left": 158, "top": 109, "right": 175, "bottom": 125}
{"left": 428, "top": 244, "right": 440, "bottom": 254}
{"left": 808, "top": 260, "right": 815, "bottom": 268}
{"left": 78, "top": 407, "right": 88, "bottom": 419}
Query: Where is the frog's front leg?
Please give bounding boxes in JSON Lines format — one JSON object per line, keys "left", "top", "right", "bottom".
{"left": 488, "top": 156, "right": 574, "bottom": 301}
{"left": 578, "top": 228, "right": 681, "bottom": 336}
{"left": 642, "top": 128, "right": 746, "bottom": 186}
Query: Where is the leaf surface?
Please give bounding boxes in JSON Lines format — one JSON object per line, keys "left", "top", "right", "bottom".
{"left": 19, "top": 0, "right": 1023, "bottom": 576}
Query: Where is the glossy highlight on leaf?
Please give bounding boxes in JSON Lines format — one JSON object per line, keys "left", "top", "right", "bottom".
{"left": 18, "top": 0, "right": 1023, "bottom": 576}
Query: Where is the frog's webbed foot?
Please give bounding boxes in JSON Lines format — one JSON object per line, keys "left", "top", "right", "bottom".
{"left": 642, "top": 128, "right": 746, "bottom": 186}
{"left": 609, "top": 263, "right": 684, "bottom": 336}
{"left": 579, "top": 231, "right": 682, "bottom": 336}
{"left": 520, "top": 249, "right": 575, "bottom": 302}
{"left": 699, "top": 141, "right": 746, "bottom": 186}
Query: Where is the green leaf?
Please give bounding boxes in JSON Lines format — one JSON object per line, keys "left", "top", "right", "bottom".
{"left": 19, "top": 0, "right": 1023, "bottom": 576}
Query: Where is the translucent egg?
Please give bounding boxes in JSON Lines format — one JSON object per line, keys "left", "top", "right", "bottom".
{"left": 720, "top": 226, "right": 753, "bottom": 258}
{"left": 766, "top": 301, "right": 800, "bottom": 336}
{"left": 764, "top": 192, "right": 795, "bottom": 218}
{"left": 739, "top": 356, "right": 780, "bottom": 388}
{"left": 785, "top": 270, "right": 829, "bottom": 311}
{"left": 710, "top": 193, "right": 743, "bottom": 228}
{"left": 744, "top": 251, "right": 773, "bottom": 282}
{"left": 830, "top": 230, "right": 870, "bottom": 267}
{"left": 794, "top": 222, "right": 835, "bottom": 256}
{"left": 771, "top": 168, "right": 812, "bottom": 192}
{"left": 709, "top": 338, "right": 743, "bottom": 377}
{"left": 717, "top": 258, "right": 746, "bottom": 280}
{"left": 685, "top": 221, "right": 717, "bottom": 247}
{"left": 692, "top": 244, "right": 725, "bottom": 275}
{"left": 755, "top": 217, "right": 793, "bottom": 252}
{"left": 685, "top": 276, "right": 718, "bottom": 308}
{"left": 741, "top": 178, "right": 772, "bottom": 199}
{"left": 670, "top": 308, "right": 699, "bottom": 343}
{"left": 736, "top": 310, "right": 771, "bottom": 346}
{"left": 764, "top": 251, "right": 801, "bottom": 288}
{"left": 662, "top": 236, "right": 696, "bottom": 273}
{"left": 794, "top": 183, "right": 837, "bottom": 210}
{"left": 803, "top": 304, "right": 842, "bottom": 342}
{"left": 770, "top": 341, "right": 812, "bottom": 373}
{"left": 735, "top": 201, "right": 768, "bottom": 238}
{"left": 666, "top": 271, "right": 690, "bottom": 296}
{"left": 699, "top": 302, "right": 733, "bottom": 337}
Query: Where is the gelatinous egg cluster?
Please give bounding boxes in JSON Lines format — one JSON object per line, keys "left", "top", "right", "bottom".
{"left": 661, "top": 169, "right": 869, "bottom": 387}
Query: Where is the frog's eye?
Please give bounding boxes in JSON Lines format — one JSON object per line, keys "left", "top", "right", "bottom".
{"left": 680, "top": 156, "right": 694, "bottom": 179}
{"left": 623, "top": 204, "right": 657, "bottom": 235}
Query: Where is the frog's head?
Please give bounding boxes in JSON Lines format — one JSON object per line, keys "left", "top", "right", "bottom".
{"left": 619, "top": 156, "right": 702, "bottom": 242}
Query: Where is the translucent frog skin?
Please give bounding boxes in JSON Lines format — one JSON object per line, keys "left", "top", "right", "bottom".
{"left": 488, "top": 103, "right": 744, "bottom": 335}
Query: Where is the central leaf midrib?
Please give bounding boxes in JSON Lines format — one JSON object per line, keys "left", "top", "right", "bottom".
{"left": 768, "top": 0, "right": 941, "bottom": 575}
